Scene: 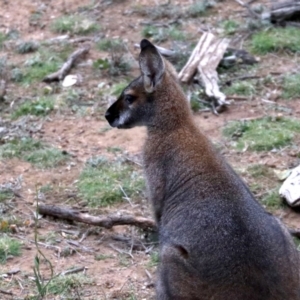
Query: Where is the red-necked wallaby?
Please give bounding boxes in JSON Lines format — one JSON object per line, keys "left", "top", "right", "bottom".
{"left": 105, "top": 39, "right": 300, "bottom": 300}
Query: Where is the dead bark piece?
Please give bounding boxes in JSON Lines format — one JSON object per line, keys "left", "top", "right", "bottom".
{"left": 38, "top": 204, "right": 156, "bottom": 230}
{"left": 270, "top": 1, "right": 300, "bottom": 23}
{"left": 178, "top": 33, "right": 217, "bottom": 83}
{"left": 177, "top": 33, "right": 230, "bottom": 112}
{"left": 43, "top": 43, "right": 91, "bottom": 82}
{"left": 0, "top": 80, "right": 7, "bottom": 101}
{"left": 279, "top": 164, "right": 300, "bottom": 207}
{"left": 197, "top": 35, "right": 230, "bottom": 109}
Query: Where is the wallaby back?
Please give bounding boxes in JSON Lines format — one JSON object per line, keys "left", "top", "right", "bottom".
{"left": 105, "top": 39, "right": 300, "bottom": 300}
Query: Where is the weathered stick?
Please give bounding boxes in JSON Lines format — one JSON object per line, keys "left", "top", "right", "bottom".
{"left": 197, "top": 34, "right": 230, "bottom": 110}
{"left": 178, "top": 33, "right": 216, "bottom": 83}
{"left": 38, "top": 204, "right": 156, "bottom": 230}
{"left": 43, "top": 43, "right": 91, "bottom": 82}
{"left": 270, "top": 1, "right": 300, "bottom": 23}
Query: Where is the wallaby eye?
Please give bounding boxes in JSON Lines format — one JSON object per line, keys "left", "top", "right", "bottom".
{"left": 125, "top": 94, "right": 135, "bottom": 104}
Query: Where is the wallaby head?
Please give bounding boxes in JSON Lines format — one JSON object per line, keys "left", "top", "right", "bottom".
{"left": 105, "top": 39, "right": 189, "bottom": 130}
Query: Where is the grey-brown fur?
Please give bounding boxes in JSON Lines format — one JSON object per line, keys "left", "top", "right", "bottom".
{"left": 105, "top": 39, "right": 300, "bottom": 300}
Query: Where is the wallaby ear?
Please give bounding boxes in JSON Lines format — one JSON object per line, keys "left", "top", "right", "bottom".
{"left": 139, "top": 39, "right": 165, "bottom": 93}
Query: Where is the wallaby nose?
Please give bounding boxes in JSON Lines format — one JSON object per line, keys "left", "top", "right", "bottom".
{"left": 105, "top": 108, "right": 118, "bottom": 126}
{"left": 105, "top": 110, "right": 111, "bottom": 120}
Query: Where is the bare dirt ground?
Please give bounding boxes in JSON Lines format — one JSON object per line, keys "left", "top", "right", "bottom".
{"left": 1, "top": 0, "right": 300, "bottom": 299}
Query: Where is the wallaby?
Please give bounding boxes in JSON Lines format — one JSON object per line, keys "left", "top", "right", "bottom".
{"left": 105, "top": 39, "right": 300, "bottom": 300}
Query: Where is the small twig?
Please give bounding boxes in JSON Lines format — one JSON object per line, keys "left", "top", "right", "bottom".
{"left": 28, "top": 239, "right": 61, "bottom": 252}
{"left": 261, "top": 99, "right": 276, "bottom": 104}
{"left": 124, "top": 155, "right": 143, "bottom": 167}
{"left": 79, "top": 229, "right": 91, "bottom": 243}
{"left": 109, "top": 243, "right": 134, "bottom": 259}
{"left": 66, "top": 240, "right": 94, "bottom": 253}
{"left": 69, "top": 37, "right": 93, "bottom": 44}
{"left": 0, "top": 289, "right": 13, "bottom": 296}
{"left": 145, "top": 269, "right": 152, "bottom": 280}
{"left": 61, "top": 266, "right": 87, "bottom": 276}
{"left": 139, "top": 19, "right": 179, "bottom": 28}
{"left": 43, "top": 43, "right": 91, "bottom": 82}
{"left": 119, "top": 185, "right": 133, "bottom": 207}
{"left": 227, "top": 96, "right": 249, "bottom": 101}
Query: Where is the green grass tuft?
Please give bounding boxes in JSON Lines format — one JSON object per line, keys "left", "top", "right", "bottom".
{"left": 110, "top": 82, "right": 128, "bottom": 96}
{"left": 221, "top": 20, "right": 240, "bottom": 36}
{"left": 247, "top": 164, "right": 272, "bottom": 178}
{"left": 12, "top": 97, "right": 54, "bottom": 119}
{"left": 0, "top": 138, "right": 68, "bottom": 168}
{"left": 223, "top": 117, "right": 300, "bottom": 151}
{"left": 186, "top": 1, "right": 210, "bottom": 18}
{"left": 132, "top": 4, "right": 182, "bottom": 20}
{"left": 47, "top": 274, "right": 93, "bottom": 296}
{"left": 224, "top": 81, "right": 256, "bottom": 96}
{"left": 0, "top": 138, "right": 43, "bottom": 159}
{"left": 51, "top": 15, "right": 100, "bottom": 35}
{"left": 147, "top": 251, "right": 159, "bottom": 268}
{"left": 251, "top": 27, "right": 300, "bottom": 54}
{"left": 0, "top": 32, "right": 7, "bottom": 49}
{"left": 261, "top": 188, "right": 284, "bottom": 210}
{"left": 78, "top": 157, "right": 145, "bottom": 207}
{"left": 282, "top": 74, "right": 300, "bottom": 99}
{"left": 21, "top": 52, "right": 63, "bottom": 84}
{"left": 16, "top": 41, "right": 39, "bottom": 54}
{"left": 93, "top": 56, "right": 131, "bottom": 77}
{"left": 95, "top": 254, "right": 113, "bottom": 261}
{"left": 96, "top": 38, "right": 125, "bottom": 52}
{"left": 0, "top": 190, "right": 14, "bottom": 202}
{"left": 0, "top": 235, "right": 21, "bottom": 264}
{"left": 24, "top": 148, "right": 68, "bottom": 168}
{"left": 142, "top": 25, "right": 186, "bottom": 43}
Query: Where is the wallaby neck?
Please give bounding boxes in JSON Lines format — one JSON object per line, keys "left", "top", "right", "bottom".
{"left": 147, "top": 76, "right": 194, "bottom": 133}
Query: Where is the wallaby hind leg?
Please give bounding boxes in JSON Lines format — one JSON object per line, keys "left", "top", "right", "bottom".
{"left": 155, "top": 244, "right": 204, "bottom": 300}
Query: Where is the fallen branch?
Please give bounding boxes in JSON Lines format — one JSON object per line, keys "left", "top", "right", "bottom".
{"left": 38, "top": 204, "right": 156, "bottom": 230}
{"left": 43, "top": 43, "right": 91, "bottom": 82}
{"left": 270, "top": 1, "right": 300, "bottom": 23}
